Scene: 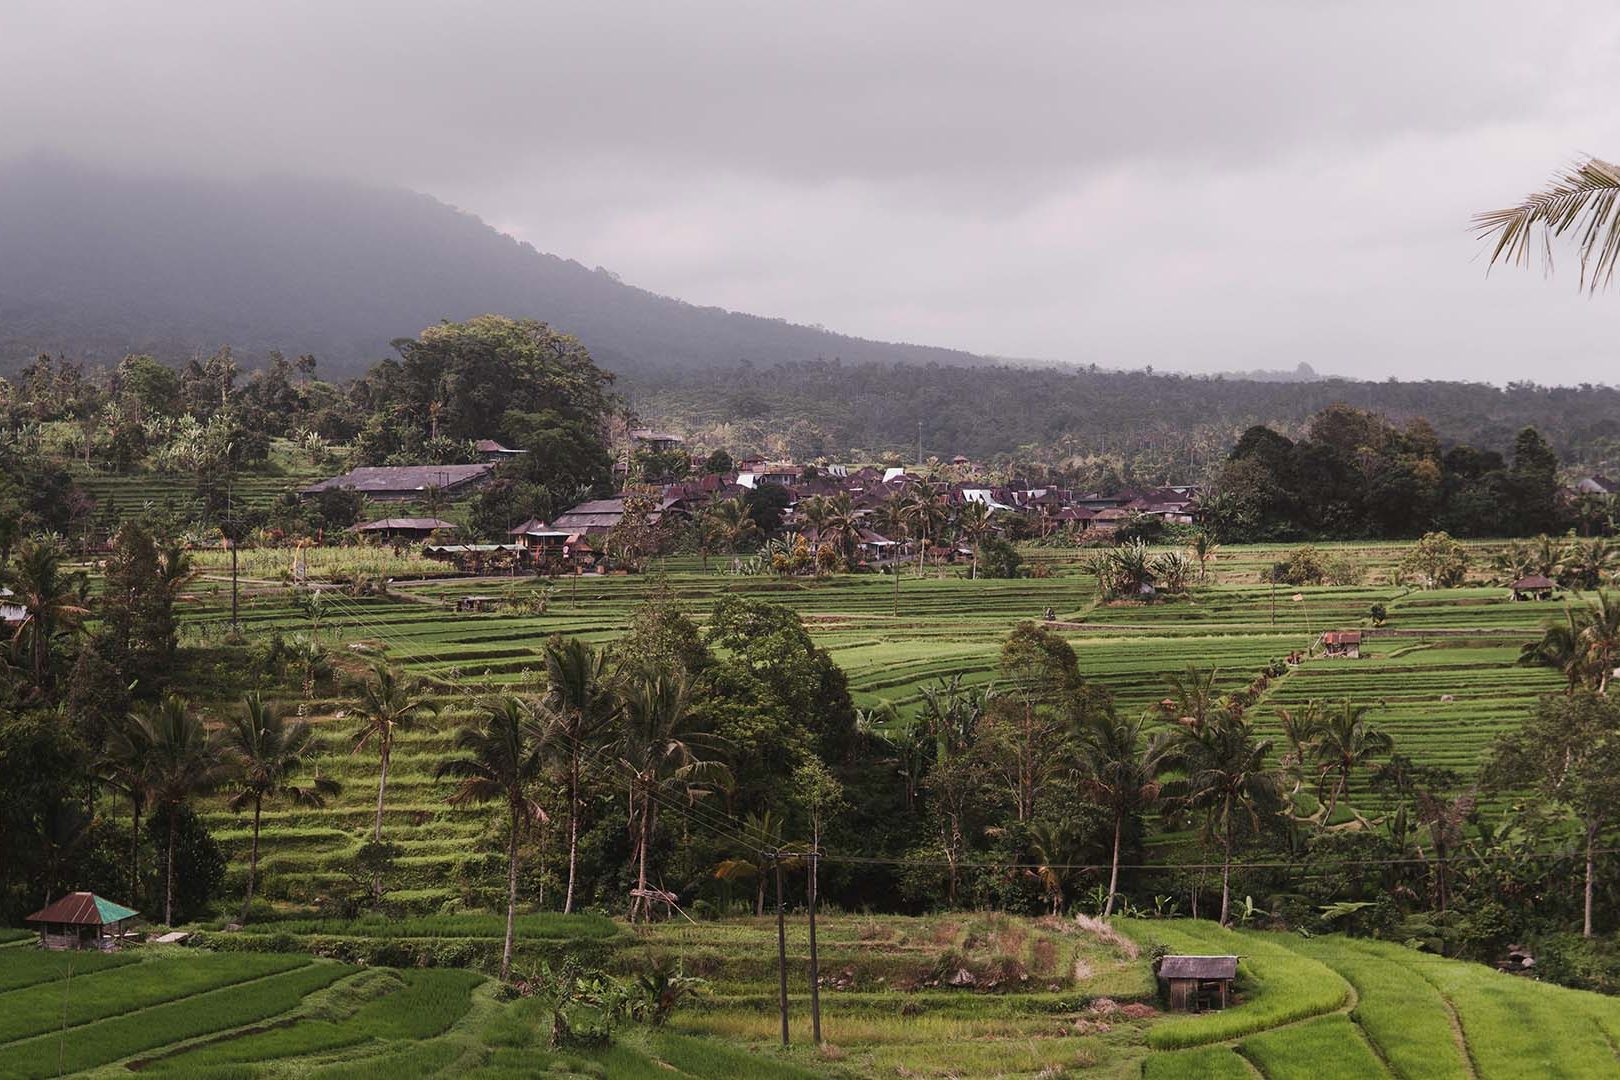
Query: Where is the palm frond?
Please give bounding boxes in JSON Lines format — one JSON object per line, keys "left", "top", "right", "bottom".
{"left": 1476, "top": 157, "right": 1620, "bottom": 292}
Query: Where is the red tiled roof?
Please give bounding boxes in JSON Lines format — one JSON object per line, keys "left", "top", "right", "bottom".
{"left": 27, "top": 892, "right": 139, "bottom": 926}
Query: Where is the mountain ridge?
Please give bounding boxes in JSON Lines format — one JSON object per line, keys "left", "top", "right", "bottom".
{"left": 0, "top": 157, "right": 988, "bottom": 376}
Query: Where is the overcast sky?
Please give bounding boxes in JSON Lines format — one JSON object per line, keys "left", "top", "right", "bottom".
{"left": 4, "top": 1, "right": 1620, "bottom": 382}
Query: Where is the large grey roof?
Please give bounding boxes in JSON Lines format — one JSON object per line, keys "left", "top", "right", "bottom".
{"left": 301, "top": 463, "right": 494, "bottom": 495}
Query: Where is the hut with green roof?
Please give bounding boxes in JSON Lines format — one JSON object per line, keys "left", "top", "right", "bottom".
{"left": 26, "top": 892, "right": 139, "bottom": 950}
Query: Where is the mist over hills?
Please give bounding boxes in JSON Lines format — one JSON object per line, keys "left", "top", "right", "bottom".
{"left": 0, "top": 158, "right": 983, "bottom": 376}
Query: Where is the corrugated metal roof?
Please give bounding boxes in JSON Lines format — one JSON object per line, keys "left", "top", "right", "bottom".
{"left": 27, "top": 892, "right": 139, "bottom": 925}
{"left": 301, "top": 464, "right": 494, "bottom": 495}
{"left": 352, "top": 518, "right": 457, "bottom": 532}
{"left": 1158, "top": 955, "right": 1238, "bottom": 980}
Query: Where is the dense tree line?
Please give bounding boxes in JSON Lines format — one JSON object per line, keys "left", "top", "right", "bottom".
{"left": 630, "top": 359, "right": 1620, "bottom": 485}
{"left": 1205, "top": 405, "right": 1573, "bottom": 541}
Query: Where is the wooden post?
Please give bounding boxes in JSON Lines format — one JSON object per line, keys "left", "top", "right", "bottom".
{"left": 774, "top": 854, "right": 790, "bottom": 1046}
{"left": 806, "top": 850, "right": 822, "bottom": 1045}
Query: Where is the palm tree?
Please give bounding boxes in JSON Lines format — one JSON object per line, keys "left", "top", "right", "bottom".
{"left": 917, "top": 675, "right": 993, "bottom": 903}
{"left": 820, "top": 493, "right": 861, "bottom": 566}
{"left": 1476, "top": 156, "right": 1620, "bottom": 293}
{"left": 349, "top": 662, "right": 438, "bottom": 887}
{"left": 1189, "top": 531, "right": 1220, "bottom": 583}
{"left": 956, "top": 501, "right": 994, "bottom": 579}
{"left": 900, "top": 487, "right": 949, "bottom": 573}
{"left": 143, "top": 695, "right": 225, "bottom": 925}
{"left": 3, "top": 537, "right": 89, "bottom": 688}
{"left": 1272, "top": 701, "right": 1324, "bottom": 795}
{"left": 539, "top": 636, "right": 621, "bottom": 914}
{"left": 1161, "top": 665, "right": 1225, "bottom": 731}
{"left": 705, "top": 497, "right": 760, "bottom": 554}
{"left": 1521, "top": 604, "right": 1590, "bottom": 693}
{"left": 1168, "top": 714, "right": 1282, "bottom": 926}
{"left": 221, "top": 693, "right": 339, "bottom": 917}
{"left": 1312, "top": 701, "right": 1392, "bottom": 822}
{"left": 616, "top": 668, "right": 732, "bottom": 922}
{"left": 713, "top": 809, "right": 794, "bottom": 916}
{"left": 1072, "top": 711, "right": 1173, "bottom": 916}
{"left": 1563, "top": 538, "right": 1618, "bottom": 590}
{"left": 101, "top": 710, "right": 157, "bottom": 898}
{"left": 1578, "top": 591, "right": 1620, "bottom": 693}
{"left": 435, "top": 696, "right": 548, "bottom": 979}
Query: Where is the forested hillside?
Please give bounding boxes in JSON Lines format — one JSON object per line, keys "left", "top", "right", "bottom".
{"left": 0, "top": 159, "right": 981, "bottom": 377}
{"left": 629, "top": 360, "right": 1620, "bottom": 480}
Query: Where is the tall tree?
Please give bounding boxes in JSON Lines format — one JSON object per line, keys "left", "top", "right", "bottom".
{"left": 1312, "top": 701, "right": 1393, "bottom": 822}
{"left": 142, "top": 696, "right": 224, "bottom": 925}
{"left": 1168, "top": 714, "right": 1282, "bottom": 926}
{"left": 101, "top": 710, "right": 157, "bottom": 898}
{"left": 616, "top": 668, "right": 731, "bottom": 922}
{"left": 220, "top": 693, "right": 338, "bottom": 917}
{"left": 955, "top": 500, "right": 994, "bottom": 580}
{"left": 1487, "top": 691, "right": 1620, "bottom": 937}
{"left": 348, "top": 662, "right": 438, "bottom": 896}
{"left": 3, "top": 537, "right": 89, "bottom": 690}
{"left": 1072, "top": 711, "right": 1173, "bottom": 916}
{"left": 539, "top": 636, "right": 621, "bottom": 914}
{"left": 435, "top": 696, "right": 549, "bottom": 978}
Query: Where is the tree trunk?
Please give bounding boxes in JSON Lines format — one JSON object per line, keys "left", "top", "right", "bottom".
{"left": 243, "top": 795, "right": 262, "bottom": 919}
{"left": 1104, "top": 811, "right": 1123, "bottom": 917}
{"left": 129, "top": 798, "right": 142, "bottom": 900}
{"left": 756, "top": 873, "right": 766, "bottom": 917}
{"left": 372, "top": 739, "right": 390, "bottom": 901}
{"left": 165, "top": 809, "right": 177, "bottom": 926}
{"left": 634, "top": 793, "right": 654, "bottom": 923}
{"left": 502, "top": 806, "right": 520, "bottom": 980}
{"left": 1218, "top": 811, "right": 1233, "bottom": 927}
{"left": 564, "top": 751, "right": 580, "bottom": 914}
{"left": 1585, "top": 822, "right": 1598, "bottom": 939}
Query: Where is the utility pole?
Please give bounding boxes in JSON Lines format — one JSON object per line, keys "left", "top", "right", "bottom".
{"left": 773, "top": 853, "right": 790, "bottom": 1047}
{"left": 916, "top": 420, "right": 923, "bottom": 468}
{"left": 806, "top": 849, "right": 822, "bottom": 1045}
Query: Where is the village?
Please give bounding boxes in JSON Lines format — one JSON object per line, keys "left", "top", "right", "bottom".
{"left": 300, "top": 428, "right": 1205, "bottom": 575}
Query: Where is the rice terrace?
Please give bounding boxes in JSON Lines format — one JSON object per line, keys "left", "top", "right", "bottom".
{"left": 9, "top": 519, "right": 1620, "bottom": 1077}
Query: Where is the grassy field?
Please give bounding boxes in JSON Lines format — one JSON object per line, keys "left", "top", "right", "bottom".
{"left": 8, "top": 918, "right": 1620, "bottom": 1077}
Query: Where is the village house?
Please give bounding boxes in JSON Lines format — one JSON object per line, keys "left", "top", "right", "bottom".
{"left": 552, "top": 496, "right": 687, "bottom": 536}
{"left": 300, "top": 463, "right": 496, "bottom": 502}
{"left": 507, "top": 518, "right": 597, "bottom": 569}
{"left": 350, "top": 517, "right": 458, "bottom": 543}
{"left": 27, "top": 892, "right": 139, "bottom": 951}
{"left": 473, "top": 439, "right": 527, "bottom": 463}
{"left": 631, "top": 428, "right": 685, "bottom": 454}
{"left": 0, "top": 586, "right": 26, "bottom": 626}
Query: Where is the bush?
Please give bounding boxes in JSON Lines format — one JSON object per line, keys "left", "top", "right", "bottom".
{"left": 978, "top": 536, "right": 1024, "bottom": 579}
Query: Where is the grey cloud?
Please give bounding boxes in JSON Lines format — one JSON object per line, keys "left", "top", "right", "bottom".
{"left": 4, "top": 0, "right": 1620, "bottom": 380}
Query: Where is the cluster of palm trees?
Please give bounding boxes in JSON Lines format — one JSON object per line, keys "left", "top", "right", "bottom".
{"left": 699, "top": 486, "right": 1008, "bottom": 576}
{"left": 1521, "top": 591, "right": 1620, "bottom": 693}
{"left": 1493, "top": 535, "right": 1618, "bottom": 590}
{"left": 893, "top": 663, "right": 1393, "bottom": 927}
{"left": 421, "top": 639, "right": 729, "bottom": 979}
{"left": 100, "top": 691, "right": 336, "bottom": 927}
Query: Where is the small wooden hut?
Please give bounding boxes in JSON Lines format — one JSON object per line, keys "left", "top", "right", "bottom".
{"left": 1157, "top": 954, "right": 1238, "bottom": 1012}
{"left": 26, "top": 892, "right": 139, "bottom": 950}
{"left": 1509, "top": 574, "right": 1558, "bottom": 601}
{"left": 1319, "top": 630, "right": 1362, "bottom": 659}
